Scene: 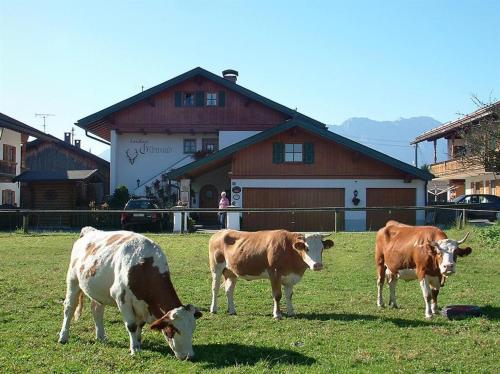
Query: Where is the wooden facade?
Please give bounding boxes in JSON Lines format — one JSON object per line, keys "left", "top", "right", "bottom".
{"left": 232, "top": 128, "right": 408, "bottom": 179}
{"left": 366, "top": 188, "right": 416, "bottom": 230}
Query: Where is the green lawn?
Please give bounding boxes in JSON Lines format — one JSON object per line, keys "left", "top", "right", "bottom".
{"left": 0, "top": 227, "right": 498, "bottom": 373}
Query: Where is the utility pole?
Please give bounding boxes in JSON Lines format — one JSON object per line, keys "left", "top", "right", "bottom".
{"left": 35, "top": 113, "right": 55, "bottom": 133}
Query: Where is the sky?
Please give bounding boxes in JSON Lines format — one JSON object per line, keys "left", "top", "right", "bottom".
{"left": 1, "top": 0, "right": 499, "bottom": 156}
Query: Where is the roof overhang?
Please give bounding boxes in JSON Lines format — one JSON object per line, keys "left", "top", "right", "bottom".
{"left": 0, "top": 113, "right": 55, "bottom": 141}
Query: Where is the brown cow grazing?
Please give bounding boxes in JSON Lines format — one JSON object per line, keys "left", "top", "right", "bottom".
{"left": 209, "top": 229, "right": 334, "bottom": 319}
{"left": 375, "top": 220, "right": 472, "bottom": 318}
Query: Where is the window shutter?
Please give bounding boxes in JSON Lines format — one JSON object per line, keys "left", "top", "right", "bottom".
{"left": 218, "top": 91, "right": 225, "bottom": 107}
{"left": 272, "top": 142, "right": 284, "bottom": 164}
{"left": 195, "top": 91, "right": 204, "bottom": 107}
{"left": 304, "top": 142, "right": 314, "bottom": 164}
{"left": 174, "top": 91, "right": 182, "bottom": 107}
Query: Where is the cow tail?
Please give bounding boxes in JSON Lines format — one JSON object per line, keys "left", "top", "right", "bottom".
{"left": 73, "top": 291, "right": 84, "bottom": 321}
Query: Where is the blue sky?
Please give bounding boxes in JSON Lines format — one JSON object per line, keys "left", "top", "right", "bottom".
{"left": 1, "top": 0, "right": 499, "bottom": 155}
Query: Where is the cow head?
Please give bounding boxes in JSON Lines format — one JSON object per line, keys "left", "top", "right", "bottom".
{"left": 427, "top": 232, "right": 472, "bottom": 276}
{"left": 293, "top": 233, "right": 334, "bottom": 271}
{"left": 150, "top": 304, "right": 202, "bottom": 360}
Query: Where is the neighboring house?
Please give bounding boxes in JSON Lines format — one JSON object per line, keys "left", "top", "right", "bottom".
{"left": 412, "top": 101, "right": 499, "bottom": 201}
{"left": 15, "top": 132, "right": 110, "bottom": 211}
{"left": 0, "top": 112, "right": 52, "bottom": 207}
{"left": 77, "top": 67, "right": 432, "bottom": 231}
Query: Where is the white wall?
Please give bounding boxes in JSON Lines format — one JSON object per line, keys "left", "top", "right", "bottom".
{"left": 111, "top": 133, "right": 214, "bottom": 194}
{"left": 230, "top": 178, "right": 426, "bottom": 231}
{"left": 465, "top": 174, "right": 497, "bottom": 194}
{"left": 219, "top": 131, "right": 260, "bottom": 149}
{"left": 0, "top": 128, "right": 21, "bottom": 206}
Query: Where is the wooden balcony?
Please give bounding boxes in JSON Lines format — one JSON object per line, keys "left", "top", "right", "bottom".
{"left": 0, "top": 160, "right": 17, "bottom": 175}
{"left": 430, "top": 159, "right": 483, "bottom": 179}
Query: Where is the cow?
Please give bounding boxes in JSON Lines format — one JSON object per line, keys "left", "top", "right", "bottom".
{"left": 58, "top": 227, "right": 202, "bottom": 360}
{"left": 209, "top": 229, "right": 334, "bottom": 319}
{"left": 375, "top": 220, "right": 472, "bottom": 318}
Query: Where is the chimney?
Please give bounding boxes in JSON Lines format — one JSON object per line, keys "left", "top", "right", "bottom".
{"left": 64, "top": 132, "right": 71, "bottom": 143}
{"left": 222, "top": 69, "right": 238, "bottom": 83}
{"left": 74, "top": 139, "right": 81, "bottom": 148}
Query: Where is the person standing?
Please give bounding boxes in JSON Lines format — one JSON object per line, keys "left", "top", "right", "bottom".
{"left": 218, "top": 191, "right": 230, "bottom": 229}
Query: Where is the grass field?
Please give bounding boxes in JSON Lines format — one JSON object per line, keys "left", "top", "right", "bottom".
{"left": 0, "top": 226, "right": 498, "bottom": 373}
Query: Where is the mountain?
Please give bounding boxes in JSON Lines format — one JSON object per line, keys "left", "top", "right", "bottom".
{"left": 329, "top": 116, "right": 445, "bottom": 166}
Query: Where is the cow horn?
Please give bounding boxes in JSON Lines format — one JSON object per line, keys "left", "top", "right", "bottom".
{"left": 457, "top": 232, "right": 470, "bottom": 244}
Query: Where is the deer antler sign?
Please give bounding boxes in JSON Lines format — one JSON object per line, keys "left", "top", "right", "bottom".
{"left": 125, "top": 148, "right": 139, "bottom": 165}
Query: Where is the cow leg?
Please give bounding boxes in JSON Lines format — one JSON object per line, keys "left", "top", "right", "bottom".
{"left": 387, "top": 273, "right": 398, "bottom": 308}
{"left": 270, "top": 274, "right": 283, "bottom": 320}
{"left": 116, "top": 301, "right": 142, "bottom": 354}
{"left": 419, "top": 276, "right": 433, "bottom": 319}
{"left": 429, "top": 276, "right": 441, "bottom": 315}
{"left": 58, "top": 276, "right": 81, "bottom": 344}
{"left": 210, "top": 262, "right": 225, "bottom": 314}
{"left": 224, "top": 272, "right": 238, "bottom": 315}
{"left": 91, "top": 300, "right": 106, "bottom": 341}
{"left": 283, "top": 284, "right": 295, "bottom": 316}
{"left": 376, "top": 264, "right": 386, "bottom": 308}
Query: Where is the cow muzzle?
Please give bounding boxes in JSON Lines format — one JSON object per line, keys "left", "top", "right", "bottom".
{"left": 442, "top": 264, "right": 455, "bottom": 275}
{"left": 312, "top": 263, "right": 323, "bottom": 271}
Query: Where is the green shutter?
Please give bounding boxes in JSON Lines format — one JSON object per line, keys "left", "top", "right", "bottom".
{"left": 304, "top": 142, "right": 314, "bottom": 164}
{"left": 195, "top": 91, "right": 204, "bottom": 107}
{"left": 272, "top": 142, "right": 284, "bottom": 163}
{"left": 174, "top": 91, "right": 182, "bottom": 107}
{"left": 218, "top": 91, "right": 225, "bottom": 107}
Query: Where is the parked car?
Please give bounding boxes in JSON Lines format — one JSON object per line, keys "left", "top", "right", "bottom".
{"left": 121, "top": 198, "right": 165, "bottom": 231}
{"left": 451, "top": 194, "right": 500, "bottom": 221}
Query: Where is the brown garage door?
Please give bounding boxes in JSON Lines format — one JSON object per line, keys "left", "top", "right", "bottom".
{"left": 242, "top": 188, "right": 344, "bottom": 231}
{"left": 366, "top": 188, "right": 416, "bottom": 231}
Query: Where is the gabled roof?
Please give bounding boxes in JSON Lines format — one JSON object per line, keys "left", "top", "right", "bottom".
{"left": 0, "top": 112, "right": 54, "bottom": 141}
{"left": 412, "top": 101, "right": 500, "bottom": 144}
{"left": 76, "top": 67, "right": 327, "bottom": 131}
{"left": 166, "top": 119, "right": 434, "bottom": 181}
{"left": 13, "top": 169, "right": 100, "bottom": 182}
{"left": 27, "top": 134, "right": 109, "bottom": 167}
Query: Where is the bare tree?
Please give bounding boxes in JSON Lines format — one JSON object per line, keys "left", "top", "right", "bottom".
{"left": 458, "top": 96, "right": 500, "bottom": 173}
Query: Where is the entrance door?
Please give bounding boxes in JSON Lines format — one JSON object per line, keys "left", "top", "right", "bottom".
{"left": 199, "top": 184, "right": 219, "bottom": 224}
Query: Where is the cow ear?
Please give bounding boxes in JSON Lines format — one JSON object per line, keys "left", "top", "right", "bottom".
{"left": 322, "top": 239, "right": 334, "bottom": 249}
{"left": 185, "top": 304, "right": 203, "bottom": 319}
{"left": 150, "top": 318, "right": 169, "bottom": 331}
{"left": 455, "top": 247, "right": 472, "bottom": 257}
{"left": 293, "top": 241, "right": 306, "bottom": 251}
{"left": 426, "top": 240, "right": 440, "bottom": 254}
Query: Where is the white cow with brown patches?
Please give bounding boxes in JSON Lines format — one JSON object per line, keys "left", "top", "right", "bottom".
{"left": 209, "top": 229, "right": 334, "bottom": 319}
{"left": 58, "top": 227, "right": 202, "bottom": 360}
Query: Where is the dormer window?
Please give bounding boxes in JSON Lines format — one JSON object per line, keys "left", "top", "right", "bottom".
{"left": 206, "top": 92, "right": 217, "bottom": 106}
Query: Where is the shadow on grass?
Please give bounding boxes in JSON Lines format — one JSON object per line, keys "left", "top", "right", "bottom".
{"left": 480, "top": 305, "right": 500, "bottom": 321}
{"left": 192, "top": 343, "right": 315, "bottom": 369}
{"left": 297, "top": 312, "right": 447, "bottom": 327}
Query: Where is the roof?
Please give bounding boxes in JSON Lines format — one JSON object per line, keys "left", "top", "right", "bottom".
{"left": 13, "top": 169, "right": 100, "bottom": 182}
{"left": 165, "top": 119, "right": 434, "bottom": 181}
{"left": 76, "top": 67, "right": 327, "bottom": 133}
{"left": 412, "top": 101, "right": 500, "bottom": 144}
{"left": 0, "top": 112, "right": 54, "bottom": 141}
{"left": 27, "top": 134, "right": 109, "bottom": 166}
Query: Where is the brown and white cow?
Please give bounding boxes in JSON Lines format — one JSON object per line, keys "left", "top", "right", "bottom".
{"left": 58, "top": 227, "right": 202, "bottom": 360}
{"left": 375, "top": 220, "right": 472, "bottom": 318}
{"left": 209, "top": 229, "right": 334, "bottom": 319}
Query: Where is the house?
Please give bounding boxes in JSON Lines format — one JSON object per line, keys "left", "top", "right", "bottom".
{"left": 77, "top": 67, "right": 432, "bottom": 231}
{"left": 14, "top": 133, "right": 110, "bottom": 212}
{"left": 0, "top": 112, "right": 52, "bottom": 207}
{"left": 412, "top": 101, "right": 499, "bottom": 201}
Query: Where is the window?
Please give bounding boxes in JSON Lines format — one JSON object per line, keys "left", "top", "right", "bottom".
{"left": 202, "top": 138, "right": 218, "bottom": 152}
{"left": 285, "top": 144, "right": 303, "bottom": 162}
{"left": 206, "top": 92, "right": 217, "bottom": 106}
{"left": 184, "top": 139, "right": 196, "bottom": 154}
{"left": 1, "top": 189, "right": 15, "bottom": 205}
{"left": 183, "top": 92, "right": 195, "bottom": 107}
{"left": 3, "top": 144, "right": 16, "bottom": 163}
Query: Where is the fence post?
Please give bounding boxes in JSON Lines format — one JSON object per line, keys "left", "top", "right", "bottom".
{"left": 462, "top": 208, "right": 466, "bottom": 228}
{"left": 22, "top": 213, "right": 29, "bottom": 234}
{"left": 334, "top": 210, "right": 338, "bottom": 233}
{"left": 181, "top": 211, "right": 185, "bottom": 234}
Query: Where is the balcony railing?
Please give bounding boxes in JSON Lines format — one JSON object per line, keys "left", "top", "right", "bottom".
{"left": 430, "top": 159, "right": 483, "bottom": 178}
{"left": 0, "top": 160, "right": 17, "bottom": 175}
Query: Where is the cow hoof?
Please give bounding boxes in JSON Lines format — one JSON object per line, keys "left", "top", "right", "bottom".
{"left": 377, "top": 303, "right": 385, "bottom": 308}
{"left": 58, "top": 338, "right": 68, "bottom": 344}
{"left": 425, "top": 314, "right": 433, "bottom": 319}
{"left": 273, "top": 314, "right": 283, "bottom": 320}
{"left": 390, "top": 304, "right": 399, "bottom": 309}
{"left": 228, "top": 311, "right": 237, "bottom": 316}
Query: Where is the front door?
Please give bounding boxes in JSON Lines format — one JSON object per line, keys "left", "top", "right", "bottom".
{"left": 199, "top": 184, "right": 219, "bottom": 224}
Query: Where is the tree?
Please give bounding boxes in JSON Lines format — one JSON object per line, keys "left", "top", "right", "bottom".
{"left": 108, "top": 185, "right": 130, "bottom": 209}
{"left": 458, "top": 97, "right": 500, "bottom": 173}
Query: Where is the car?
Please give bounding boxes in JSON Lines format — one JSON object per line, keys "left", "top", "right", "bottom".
{"left": 451, "top": 194, "right": 500, "bottom": 222}
{"left": 120, "top": 198, "right": 165, "bottom": 231}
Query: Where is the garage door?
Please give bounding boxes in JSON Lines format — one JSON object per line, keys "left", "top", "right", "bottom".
{"left": 366, "top": 188, "right": 416, "bottom": 231}
{"left": 242, "top": 188, "right": 344, "bottom": 232}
